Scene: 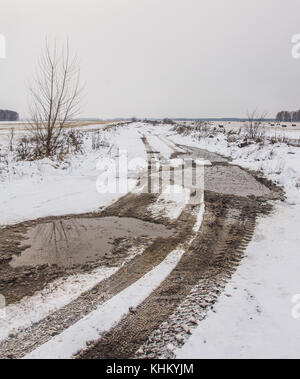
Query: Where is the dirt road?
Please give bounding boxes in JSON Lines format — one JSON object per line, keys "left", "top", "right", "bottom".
{"left": 0, "top": 131, "right": 282, "bottom": 359}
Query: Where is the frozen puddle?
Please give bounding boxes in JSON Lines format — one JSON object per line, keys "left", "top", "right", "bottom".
{"left": 10, "top": 217, "right": 174, "bottom": 268}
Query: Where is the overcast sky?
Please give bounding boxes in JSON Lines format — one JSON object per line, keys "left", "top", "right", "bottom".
{"left": 1, "top": 0, "right": 300, "bottom": 119}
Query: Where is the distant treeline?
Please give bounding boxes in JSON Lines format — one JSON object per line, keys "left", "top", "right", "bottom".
{"left": 276, "top": 110, "right": 300, "bottom": 122}
{"left": 0, "top": 109, "right": 19, "bottom": 121}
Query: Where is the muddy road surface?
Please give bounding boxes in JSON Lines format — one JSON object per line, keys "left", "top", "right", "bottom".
{"left": 0, "top": 131, "right": 282, "bottom": 359}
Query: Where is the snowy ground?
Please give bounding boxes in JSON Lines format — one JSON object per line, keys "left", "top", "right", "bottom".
{"left": 177, "top": 199, "right": 300, "bottom": 359}
{"left": 1, "top": 121, "right": 300, "bottom": 358}
{"left": 0, "top": 123, "right": 146, "bottom": 225}
{"left": 172, "top": 125, "right": 300, "bottom": 359}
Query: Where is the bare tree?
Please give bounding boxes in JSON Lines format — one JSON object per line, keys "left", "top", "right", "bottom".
{"left": 28, "top": 39, "right": 81, "bottom": 157}
{"left": 245, "top": 110, "right": 267, "bottom": 141}
{"left": 8, "top": 128, "right": 15, "bottom": 152}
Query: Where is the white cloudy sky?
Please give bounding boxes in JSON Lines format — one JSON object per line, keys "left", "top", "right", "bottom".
{"left": 1, "top": 0, "right": 300, "bottom": 119}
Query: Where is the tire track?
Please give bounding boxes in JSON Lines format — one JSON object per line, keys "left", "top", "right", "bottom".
{"left": 0, "top": 131, "right": 278, "bottom": 359}
{"left": 78, "top": 192, "right": 271, "bottom": 359}
{"left": 0, "top": 193, "right": 196, "bottom": 359}
{"left": 77, "top": 133, "right": 277, "bottom": 359}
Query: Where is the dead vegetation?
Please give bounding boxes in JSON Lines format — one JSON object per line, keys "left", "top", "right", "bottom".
{"left": 172, "top": 113, "right": 270, "bottom": 148}
{"left": 244, "top": 111, "right": 266, "bottom": 143}
{"left": 26, "top": 39, "right": 82, "bottom": 159}
{"left": 15, "top": 129, "right": 84, "bottom": 161}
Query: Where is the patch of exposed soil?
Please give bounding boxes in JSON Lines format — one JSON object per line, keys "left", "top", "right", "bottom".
{"left": 0, "top": 192, "right": 182, "bottom": 306}
{"left": 204, "top": 165, "right": 271, "bottom": 197}
{"left": 10, "top": 217, "right": 174, "bottom": 269}
{"left": 78, "top": 191, "right": 274, "bottom": 359}
{"left": 0, "top": 193, "right": 197, "bottom": 359}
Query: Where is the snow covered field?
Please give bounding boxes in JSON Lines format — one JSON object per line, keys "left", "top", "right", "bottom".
{"left": 0, "top": 124, "right": 146, "bottom": 225}
{"left": 1, "top": 121, "right": 300, "bottom": 359}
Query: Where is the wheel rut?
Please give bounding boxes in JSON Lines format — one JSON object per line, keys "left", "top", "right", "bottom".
{"left": 77, "top": 134, "right": 277, "bottom": 359}
{"left": 0, "top": 132, "right": 281, "bottom": 359}
{"left": 78, "top": 190, "right": 272, "bottom": 359}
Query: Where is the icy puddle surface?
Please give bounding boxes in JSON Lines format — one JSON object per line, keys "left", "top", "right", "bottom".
{"left": 10, "top": 217, "right": 174, "bottom": 268}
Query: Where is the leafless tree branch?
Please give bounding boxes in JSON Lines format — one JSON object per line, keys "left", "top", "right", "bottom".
{"left": 27, "top": 39, "right": 82, "bottom": 158}
{"left": 245, "top": 110, "right": 267, "bottom": 141}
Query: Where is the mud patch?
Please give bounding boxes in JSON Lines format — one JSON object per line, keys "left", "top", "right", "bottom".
{"left": 0, "top": 190, "right": 184, "bottom": 307}
{"left": 10, "top": 217, "right": 174, "bottom": 269}
{"left": 205, "top": 165, "right": 271, "bottom": 197}
{"left": 172, "top": 143, "right": 272, "bottom": 198}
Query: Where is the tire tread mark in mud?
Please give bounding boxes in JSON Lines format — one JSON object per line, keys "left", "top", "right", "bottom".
{"left": 78, "top": 192, "right": 272, "bottom": 359}
{"left": 0, "top": 193, "right": 195, "bottom": 359}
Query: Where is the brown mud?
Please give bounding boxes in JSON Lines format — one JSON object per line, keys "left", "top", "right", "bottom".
{"left": 10, "top": 217, "right": 174, "bottom": 269}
